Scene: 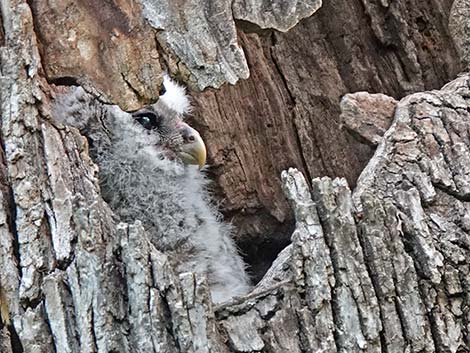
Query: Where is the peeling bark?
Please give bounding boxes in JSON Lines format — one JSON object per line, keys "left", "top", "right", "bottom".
{"left": 340, "top": 92, "right": 397, "bottom": 146}
{"left": 141, "top": 0, "right": 250, "bottom": 90}
{"left": 232, "top": 0, "right": 322, "bottom": 32}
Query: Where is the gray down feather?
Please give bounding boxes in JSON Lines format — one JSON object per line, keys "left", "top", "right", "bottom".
{"left": 53, "top": 81, "right": 250, "bottom": 303}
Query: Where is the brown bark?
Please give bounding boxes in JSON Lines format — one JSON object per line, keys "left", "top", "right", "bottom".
{"left": 1, "top": 0, "right": 470, "bottom": 352}
{"left": 19, "top": 1, "right": 464, "bottom": 276}
{"left": 3, "top": 0, "right": 462, "bottom": 282}
{"left": 192, "top": 0, "right": 462, "bottom": 278}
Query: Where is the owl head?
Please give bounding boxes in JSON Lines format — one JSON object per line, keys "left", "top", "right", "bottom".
{"left": 131, "top": 75, "right": 206, "bottom": 168}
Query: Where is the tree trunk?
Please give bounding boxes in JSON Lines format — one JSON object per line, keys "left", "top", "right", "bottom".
{"left": 1, "top": 0, "right": 469, "bottom": 352}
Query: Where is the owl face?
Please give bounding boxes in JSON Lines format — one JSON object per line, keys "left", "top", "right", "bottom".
{"left": 130, "top": 76, "right": 206, "bottom": 168}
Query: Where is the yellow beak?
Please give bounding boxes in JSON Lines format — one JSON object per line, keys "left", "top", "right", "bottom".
{"left": 177, "top": 124, "right": 207, "bottom": 169}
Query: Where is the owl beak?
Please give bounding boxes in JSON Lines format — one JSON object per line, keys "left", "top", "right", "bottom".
{"left": 177, "top": 123, "right": 207, "bottom": 169}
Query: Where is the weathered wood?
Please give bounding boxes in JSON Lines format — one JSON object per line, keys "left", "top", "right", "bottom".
{"left": 140, "top": 0, "right": 250, "bottom": 90}
{"left": 340, "top": 92, "right": 397, "bottom": 146}
{"left": 16, "top": 0, "right": 463, "bottom": 270}
{"left": 1, "top": 0, "right": 470, "bottom": 352}
{"left": 450, "top": 0, "right": 470, "bottom": 70}
{"left": 193, "top": 0, "right": 462, "bottom": 273}
{"left": 28, "top": 0, "right": 163, "bottom": 110}
{"left": 354, "top": 74, "right": 470, "bottom": 352}
{"left": 232, "top": 0, "right": 322, "bottom": 32}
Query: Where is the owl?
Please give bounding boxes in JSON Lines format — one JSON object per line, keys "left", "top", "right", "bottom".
{"left": 54, "top": 75, "right": 250, "bottom": 303}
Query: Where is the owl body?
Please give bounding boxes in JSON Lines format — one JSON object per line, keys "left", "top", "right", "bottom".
{"left": 54, "top": 79, "right": 250, "bottom": 303}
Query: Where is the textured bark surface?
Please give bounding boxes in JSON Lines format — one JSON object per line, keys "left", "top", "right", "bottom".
{"left": 340, "top": 92, "right": 397, "bottom": 146}
{"left": 1, "top": 0, "right": 470, "bottom": 352}
{"left": 28, "top": 0, "right": 164, "bottom": 110}
{"left": 21, "top": 0, "right": 463, "bottom": 272}
{"left": 352, "top": 74, "right": 470, "bottom": 353}
{"left": 192, "top": 0, "right": 462, "bottom": 275}
{"left": 232, "top": 0, "right": 322, "bottom": 32}
{"left": 140, "top": 0, "right": 250, "bottom": 90}
{"left": 450, "top": 0, "right": 470, "bottom": 69}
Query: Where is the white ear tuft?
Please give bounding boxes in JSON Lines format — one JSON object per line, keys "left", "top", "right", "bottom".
{"left": 160, "top": 75, "right": 191, "bottom": 115}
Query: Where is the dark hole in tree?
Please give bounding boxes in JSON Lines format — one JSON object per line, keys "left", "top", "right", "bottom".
{"left": 225, "top": 210, "right": 295, "bottom": 285}
{"left": 50, "top": 76, "right": 79, "bottom": 86}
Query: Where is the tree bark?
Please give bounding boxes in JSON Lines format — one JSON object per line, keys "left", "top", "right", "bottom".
{"left": 192, "top": 0, "right": 462, "bottom": 278}
{"left": 16, "top": 0, "right": 464, "bottom": 280}
{"left": 1, "top": 0, "right": 470, "bottom": 352}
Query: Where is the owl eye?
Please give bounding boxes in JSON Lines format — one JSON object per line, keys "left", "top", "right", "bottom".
{"left": 132, "top": 110, "right": 162, "bottom": 130}
{"left": 159, "top": 84, "right": 166, "bottom": 96}
{"left": 140, "top": 116, "right": 150, "bottom": 124}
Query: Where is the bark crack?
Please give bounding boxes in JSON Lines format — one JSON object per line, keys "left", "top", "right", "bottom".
{"left": 6, "top": 186, "right": 21, "bottom": 278}
{"left": 7, "top": 323, "right": 24, "bottom": 353}
{"left": 120, "top": 73, "right": 144, "bottom": 104}
{"left": 268, "top": 32, "right": 314, "bottom": 184}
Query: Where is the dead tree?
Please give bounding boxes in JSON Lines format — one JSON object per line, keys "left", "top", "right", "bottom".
{"left": 1, "top": 0, "right": 469, "bottom": 352}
